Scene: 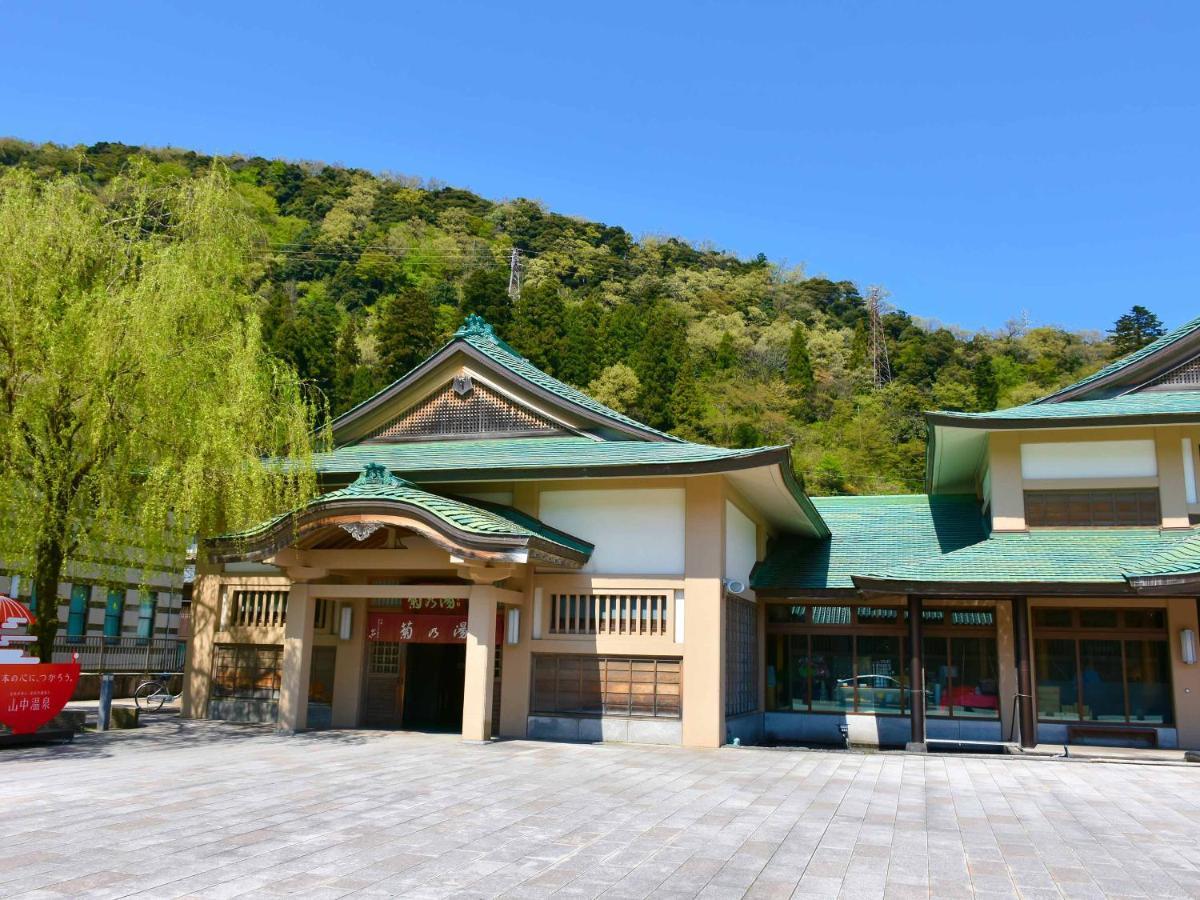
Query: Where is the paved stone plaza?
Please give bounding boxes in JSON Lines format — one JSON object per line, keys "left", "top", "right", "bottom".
{"left": 2, "top": 721, "right": 1199, "bottom": 899}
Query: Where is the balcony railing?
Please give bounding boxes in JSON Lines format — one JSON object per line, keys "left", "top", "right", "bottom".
{"left": 51, "top": 636, "right": 185, "bottom": 674}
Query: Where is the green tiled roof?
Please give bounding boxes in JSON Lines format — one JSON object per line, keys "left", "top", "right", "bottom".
{"left": 453, "top": 315, "right": 681, "bottom": 441}
{"left": 216, "top": 463, "right": 592, "bottom": 560}
{"left": 305, "top": 436, "right": 784, "bottom": 478}
{"left": 1122, "top": 533, "right": 1200, "bottom": 579}
{"left": 859, "top": 527, "right": 1199, "bottom": 586}
{"left": 751, "top": 494, "right": 987, "bottom": 591}
{"left": 1038, "top": 313, "right": 1200, "bottom": 403}
{"left": 928, "top": 391, "right": 1200, "bottom": 426}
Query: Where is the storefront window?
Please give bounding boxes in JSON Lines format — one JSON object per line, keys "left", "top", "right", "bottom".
{"left": 1080, "top": 639, "right": 1125, "bottom": 721}
{"left": 809, "top": 634, "right": 854, "bottom": 712}
{"left": 951, "top": 637, "right": 999, "bottom": 717}
{"left": 854, "top": 635, "right": 904, "bottom": 713}
{"left": 1033, "top": 608, "right": 1173, "bottom": 725}
{"left": 1035, "top": 638, "right": 1081, "bottom": 720}
{"left": 1125, "top": 640, "right": 1171, "bottom": 723}
{"left": 923, "top": 637, "right": 951, "bottom": 716}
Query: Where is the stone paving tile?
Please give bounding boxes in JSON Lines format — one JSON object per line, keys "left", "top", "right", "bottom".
{"left": 3, "top": 720, "right": 1200, "bottom": 898}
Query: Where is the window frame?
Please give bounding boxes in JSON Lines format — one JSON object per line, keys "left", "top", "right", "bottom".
{"left": 765, "top": 604, "right": 998, "bottom": 718}
{"left": 1031, "top": 606, "right": 1172, "bottom": 725}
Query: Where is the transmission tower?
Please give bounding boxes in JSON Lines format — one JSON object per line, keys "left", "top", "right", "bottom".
{"left": 866, "top": 285, "right": 892, "bottom": 388}
{"left": 507, "top": 248, "right": 522, "bottom": 301}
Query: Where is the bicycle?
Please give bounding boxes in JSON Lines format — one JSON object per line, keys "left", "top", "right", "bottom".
{"left": 133, "top": 676, "right": 182, "bottom": 712}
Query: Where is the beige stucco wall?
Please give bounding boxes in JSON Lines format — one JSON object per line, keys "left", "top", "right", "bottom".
{"left": 987, "top": 425, "right": 1199, "bottom": 532}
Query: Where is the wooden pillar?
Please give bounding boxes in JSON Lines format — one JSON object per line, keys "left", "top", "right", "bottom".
{"left": 462, "top": 585, "right": 499, "bottom": 742}
{"left": 907, "top": 594, "right": 925, "bottom": 750}
{"left": 1012, "top": 596, "right": 1036, "bottom": 748}
{"left": 277, "top": 582, "right": 314, "bottom": 733}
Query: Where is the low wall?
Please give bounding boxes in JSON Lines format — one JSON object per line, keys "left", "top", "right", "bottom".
{"left": 70, "top": 673, "right": 182, "bottom": 701}
{"left": 764, "top": 712, "right": 1002, "bottom": 747}
{"left": 726, "top": 712, "right": 764, "bottom": 745}
{"left": 527, "top": 715, "right": 682, "bottom": 745}
{"left": 209, "top": 699, "right": 279, "bottom": 724}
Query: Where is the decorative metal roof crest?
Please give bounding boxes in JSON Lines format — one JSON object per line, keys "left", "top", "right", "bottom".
{"left": 354, "top": 462, "right": 408, "bottom": 488}
{"left": 454, "top": 314, "right": 498, "bottom": 342}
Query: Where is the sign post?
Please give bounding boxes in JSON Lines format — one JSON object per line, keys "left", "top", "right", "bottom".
{"left": 0, "top": 595, "right": 82, "bottom": 737}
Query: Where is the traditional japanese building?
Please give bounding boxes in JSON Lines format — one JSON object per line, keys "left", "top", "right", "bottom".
{"left": 183, "top": 313, "right": 1200, "bottom": 751}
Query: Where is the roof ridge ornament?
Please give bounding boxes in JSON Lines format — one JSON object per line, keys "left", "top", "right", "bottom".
{"left": 454, "top": 314, "right": 498, "bottom": 341}
{"left": 354, "top": 462, "right": 408, "bottom": 488}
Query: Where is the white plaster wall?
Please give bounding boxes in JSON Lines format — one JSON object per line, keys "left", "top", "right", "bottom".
{"left": 1020, "top": 439, "right": 1158, "bottom": 480}
{"left": 724, "top": 501, "right": 757, "bottom": 586}
{"left": 537, "top": 488, "right": 685, "bottom": 574}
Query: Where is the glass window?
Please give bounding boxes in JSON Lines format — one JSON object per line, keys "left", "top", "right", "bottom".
{"left": 923, "top": 637, "right": 951, "bottom": 716}
{"left": 1079, "top": 639, "right": 1125, "bottom": 721}
{"left": 1034, "top": 608, "right": 1072, "bottom": 628}
{"left": 766, "top": 605, "right": 808, "bottom": 624}
{"left": 1124, "top": 609, "right": 1166, "bottom": 630}
{"left": 1125, "top": 640, "right": 1172, "bottom": 724}
{"left": 103, "top": 588, "right": 123, "bottom": 643}
{"left": 1035, "top": 639, "right": 1080, "bottom": 721}
{"left": 854, "top": 635, "right": 904, "bottom": 713}
{"left": 857, "top": 606, "right": 900, "bottom": 624}
{"left": 950, "top": 637, "right": 1000, "bottom": 718}
{"left": 67, "top": 584, "right": 89, "bottom": 641}
{"left": 212, "top": 644, "right": 283, "bottom": 700}
{"left": 1079, "top": 609, "right": 1119, "bottom": 629}
{"left": 136, "top": 591, "right": 157, "bottom": 643}
{"left": 809, "top": 634, "right": 853, "bottom": 712}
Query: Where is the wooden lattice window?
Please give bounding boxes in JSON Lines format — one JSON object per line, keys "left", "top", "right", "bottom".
{"left": 531, "top": 654, "right": 682, "bottom": 718}
{"left": 1024, "top": 489, "right": 1160, "bottom": 527}
{"left": 550, "top": 593, "right": 670, "bottom": 636}
{"left": 226, "top": 590, "right": 289, "bottom": 628}
{"left": 211, "top": 644, "right": 283, "bottom": 700}
{"left": 367, "top": 379, "right": 562, "bottom": 441}
{"left": 1145, "top": 355, "right": 1200, "bottom": 389}
{"left": 725, "top": 596, "right": 758, "bottom": 717}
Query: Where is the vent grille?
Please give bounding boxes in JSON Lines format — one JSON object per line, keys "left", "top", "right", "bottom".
{"left": 1145, "top": 356, "right": 1200, "bottom": 389}
{"left": 368, "top": 380, "right": 563, "bottom": 441}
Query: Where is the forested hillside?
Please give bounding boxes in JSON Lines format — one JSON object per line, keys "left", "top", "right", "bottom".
{"left": 2, "top": 139, "right": 1146, "bottom": 494}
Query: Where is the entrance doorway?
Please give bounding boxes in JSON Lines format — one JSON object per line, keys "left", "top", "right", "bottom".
{"left": 402, "top": 643, "right": 465, "bottom": 731}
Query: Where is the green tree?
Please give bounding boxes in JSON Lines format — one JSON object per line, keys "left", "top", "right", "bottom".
{"left": 332, "top": 316, "right": 375, "bottom": 413}
{"left": 1109, "top": 305, "right": 1166, "bottom": 357}
{"left": 0, "top": 167, "right": 316, "bottom": 659}
{"left": 375, "top": 287, "right": 437, "bottom": 383}
{"left": 635, "top": 304, "right": 688, "bottom": 430}
{"left": 785, "top": 324, "right": 815, "bottom": 395}
{"left": 714, "top": 331, "right": 738, "bottom": 370}
{"left": 460, "top": 267, "right": 511, "bottom": 330}
{"left": 972, "top": 355, "right": 999, "bottom": 411}
{"left": 508, "top": 282, "right": 566, "bottom": 375}
{"left": 588, "top": 363, "right": 641, "bottom": 414}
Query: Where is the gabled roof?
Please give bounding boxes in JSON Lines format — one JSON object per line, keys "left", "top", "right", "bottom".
{"left": 1037, "top": 313, "right": 1200, "bottom": 403}
{"left": 208, "top": 463, "right": 593, "bottom": 567}
{"left": 852, "top": 526, "right": 1200, "bottom": 596}
{"left": 295, "top": 438, "right": 828, "bottom": 538}
{"left": 751, "top": 494, "right": 986, "bottom": 592}
{"left": 927, "top": 391, "right": 1200, "bottom": 429}
{"left": 330, "top": 315, "right": 681, "bottom": 445}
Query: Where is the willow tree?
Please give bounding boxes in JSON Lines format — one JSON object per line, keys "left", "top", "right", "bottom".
{"left": 0, "top": 165, "right": 318, "bottom": 660}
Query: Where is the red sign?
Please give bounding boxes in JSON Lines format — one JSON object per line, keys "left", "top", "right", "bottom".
{"left": 367, "top": 612, "right": 467, "bottom": 644}
{"left": 0, "top": 663, "right": 82, "bottom": 734}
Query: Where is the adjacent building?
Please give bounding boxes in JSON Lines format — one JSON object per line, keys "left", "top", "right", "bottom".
{"left": 182, "top": 313, "right": 1200, "bottom": 750}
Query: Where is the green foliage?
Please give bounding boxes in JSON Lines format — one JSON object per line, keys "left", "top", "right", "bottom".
{"left": 0, "top": 163, "right": 316, "bottom": 655}
{"left": 375, "top": 287, "right": 438, "bottom": 383}
{"left": 0, "top": 139, "right": 1122, "bottom": 499}
{"left": 1109, "top": 305, "right": 1165, "bottom": 357}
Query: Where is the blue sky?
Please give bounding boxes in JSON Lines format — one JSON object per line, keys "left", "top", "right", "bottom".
{"left": 3, "top": 2, "right": 1197, "bottom": 332}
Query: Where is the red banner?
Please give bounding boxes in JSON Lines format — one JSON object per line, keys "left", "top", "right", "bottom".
{"left": 0, "top": 663, "right": 82, "bottom": 734}
{"left": 367, "top": 612, "right": 467, "bottom": 644}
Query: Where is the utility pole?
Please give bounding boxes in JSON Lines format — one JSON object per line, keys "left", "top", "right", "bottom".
{"left": 507, "top": 248, "right": 522, "bottom": 301}
{"left": 867, "top": 285, "right": 892, "bottom": 388}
